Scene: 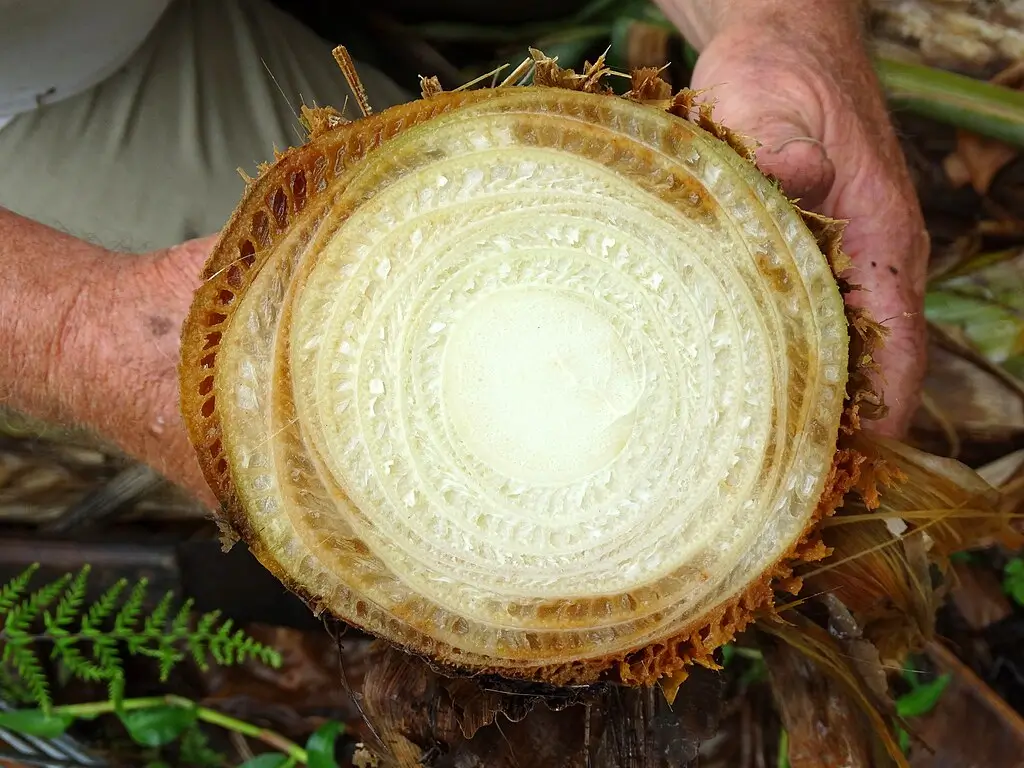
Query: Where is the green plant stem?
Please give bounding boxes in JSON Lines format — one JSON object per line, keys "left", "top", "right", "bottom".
{"left": 874, "top": 56, "right": 1024, "bottom": 147}
{"left": 53, "top": 695, "right": 309, "bottom": 764}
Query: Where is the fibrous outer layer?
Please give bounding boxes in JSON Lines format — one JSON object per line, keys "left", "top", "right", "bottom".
{"left": 179, "top": 71, "right": 865, "bottom": 688}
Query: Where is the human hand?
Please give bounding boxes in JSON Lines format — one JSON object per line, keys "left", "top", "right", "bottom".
{"left": 58, "top": 235, "right": 219, "bottom": 508}
{"left": 659, "top": 1, "right": 929, "bottom": 437}
{"left": 0, "top": 207, "right": 219, "bottom": 507}
{"left": 123, "top": 238, "right": 220, "bottom": 507}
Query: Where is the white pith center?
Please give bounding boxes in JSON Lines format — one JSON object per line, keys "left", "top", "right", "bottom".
{"left": 443, "top": 287, "right": 641, "bottom": 487}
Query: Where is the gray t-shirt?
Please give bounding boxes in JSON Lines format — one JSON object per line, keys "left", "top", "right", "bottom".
{"left": 0, "top": 0, "right": 171, "bottom": 128}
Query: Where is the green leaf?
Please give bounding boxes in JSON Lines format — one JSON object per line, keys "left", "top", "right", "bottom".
{"left": 875, "top": 56, "right": 1024, "bottom": 148}
{"left": 237, "top": 754, "right": 292, "bottom": 768}
{"left": 777, "top": 729, "right": 790, "bottom": 768}
{"left": 179, "top": 723, "right": 226, "bottom": 767}
{"left": 306, "top": 720, "right": 344, "bottom": 768}
{"left": 925, "top": 290, "right": 1024, "bottom": 365}
{"left": 607, "top": 16, "right": 634, "bottom": 72}
{"left": 143, "top": 591, "right": 174, "bottom": 636}
{"left": 115, "top": 579, "right": 148, "bottom": 633}
{"left": 1003, "top": 558, "right": 1024, "bottom": 606}
{"left": 0, "top": 709, "right": 74, "bottom": 737}
{"left": 82, "top": 578, "right": 127, "bottom": 631}
{"left": 720, "top": 644, "right": 735, "bottom": 666}
{"left": 9, "top": 644, "right": 52, "bottom": 711}
{"left": 7, "top": 574, "right": 71, "bottom": 634}
{"left": 739, "top": 656, "right": 768, "bottom": 687}
{"left": 46, "top": 566, "right": 90, "bottom": 632}
{"left": 896, "top": 674, "right": 952, "bottom": 719}
{"left": 0, "top": 562, "right": 281, "bottom": 713}
{"left": 897, "top": 725, "right": 911, "bottom": 754}
{"left": 119, "top": 704, "right": 197, "bottom": 747}
{"left": 0, "top": 565, "right": 39, "bottom": 615}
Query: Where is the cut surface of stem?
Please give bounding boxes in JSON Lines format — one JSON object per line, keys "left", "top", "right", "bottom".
{"left": 180, "top": 81, "right": 850, "bottom": 685}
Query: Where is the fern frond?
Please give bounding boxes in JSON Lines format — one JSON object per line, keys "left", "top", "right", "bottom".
{"left": 158, "top": 648, "right": 186, "bottom": 681}
{"left": 188, "top": 636, "right": 210, "bottom": 671}
{"left": 0, "top": 563, "right": 283, "bottom": 711}
{"left": 90, "top": 633, "right": 125, "bottom": 705}
{"left": 55, "top": 641, "right": 109, "bottom": 683}
{"left": 258, "top": 645, "right": 281, "bottom": 666}
{"left": 45, "top": 566, "right": 90, "bottom": 634}
{"left": 170, "top": 598, "right": 195, "bottom": 636}
{"left": 143, "top": 591, "right": 174, "bottom": 636}
{"left": 6, "top": 574, "right": 71, "bottom": 635}
{"left": 81, "top": 579, "right": 127, "bottom": 631}
{"left": 9, "top": 645, "right": 51, "bottom": 712}
{"left": 211, "top": 620, "right": 237, "bottom": 666}
{"left": 114, "top": 579, "right": 147, "bottom": 634}
{"left": 0, "top": 658, "right": 34, "bottom": 705}
{"left": 0, "top": 565, "right": 39, "bottom": 615}
{"left": 106, "top": 673, "right": 125, "bottom": 705}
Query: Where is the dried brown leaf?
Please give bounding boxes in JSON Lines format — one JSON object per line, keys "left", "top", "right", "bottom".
{"left": 912, "top": 341, "right": 1024, "bottom": 452}
{"left": 908, "top": 642, "right": 1024, "bottom": 767}
{"left": 203, "top": 625, "right": 374, "bottom": 741}
{"left": 801, "top": 432, "right": 1021, "bottom": 666}
{"left": 529, "top": 47, "right": 613, "bottom": 94}
{"left": 299, "top": 104, "right": 349, "bottom": 139}
{"left": 948, "top": 561, "right": 1013, "bottom": 631}
{"left": 763, "top": 640, "right": 876, "bottom": 768}
{"left": 418, "top": 75, "right": 443, "bottom": 98}
{"left": 943, "top": 131, "right": 1019, "bottom": 194}
{"left": 758, "top": 614, "right": 907, "bottom": 767}
{"left": 627, "top": 66, "right": 672, "bottom": 104}
{"left": 804, "top": 518, "right": 935, "bottom": 663}
{"left": 626, "top": 23, "right": 672, "bottom": 72}
{"left": 941, "top": 59, "right": 1022, "bottom": 194}
{"left": 852, "top": 433, "right": 1022, "bottom": 554}
{"left": 977, "top": 448, "right": 1024, "bottom": 487}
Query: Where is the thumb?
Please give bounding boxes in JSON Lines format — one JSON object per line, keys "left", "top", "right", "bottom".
{"left": 692, "top": 84, "right": 837, "bottom": 207}
{"left": 689, "top": 51, "right": 835, "bottom": 207}
{"left": 741, "top": 115, "right": 836, "bottom": 209}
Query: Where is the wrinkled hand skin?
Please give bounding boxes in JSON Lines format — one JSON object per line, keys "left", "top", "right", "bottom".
{"left": 100, "top": 237, "right": 218, "bottom": 508}
{"left": 664, "top": 1, "right": 930, "bottom": 438}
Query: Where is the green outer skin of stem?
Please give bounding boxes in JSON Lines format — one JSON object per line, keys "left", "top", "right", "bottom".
{"left": 52, "top": 695, "right": 309, "bottom": 764}
{"left": 874, "top": 56, "right": 1024, "bottom": 148}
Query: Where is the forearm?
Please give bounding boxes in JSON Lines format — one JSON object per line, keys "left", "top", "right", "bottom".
{"left": 0, "top": 207, "right": 211, "bottom": 502}
{"left": 654, "top": 0, "right": 866, "bottom": 50}
{"left": 0, "top": 208, "right": 111, "bottom": 428}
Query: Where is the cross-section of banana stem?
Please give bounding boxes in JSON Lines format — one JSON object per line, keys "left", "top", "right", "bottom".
{"left": 177, "top": 49, "right": 1020, "bottom": 768}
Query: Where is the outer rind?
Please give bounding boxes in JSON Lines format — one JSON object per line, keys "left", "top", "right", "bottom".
{"left": 178, "top": 73, "right": 881, "bottom": 686}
